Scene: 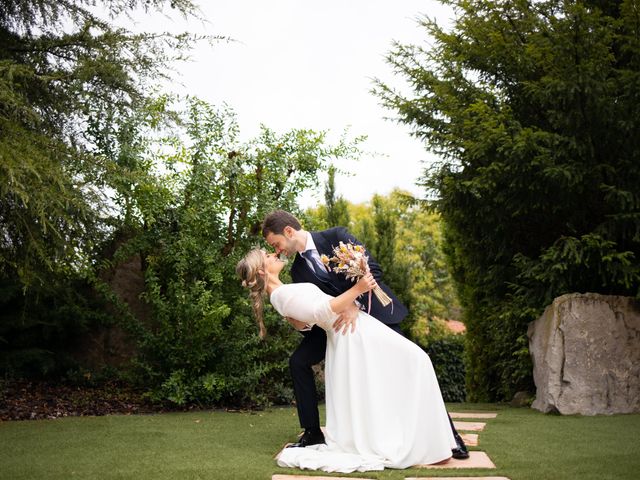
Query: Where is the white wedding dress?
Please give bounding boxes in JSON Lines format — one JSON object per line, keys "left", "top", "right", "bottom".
{"left": 271, "top": 283, "right": 456, "bottom": 473}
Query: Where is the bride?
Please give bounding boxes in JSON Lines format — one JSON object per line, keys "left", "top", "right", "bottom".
{"left": 236, "top": 248, "right": 456, "bottom": 473}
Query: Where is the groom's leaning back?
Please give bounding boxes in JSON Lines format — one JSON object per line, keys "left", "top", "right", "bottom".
{"left": 260, "top": 209, "right": 469, "bottom": 460}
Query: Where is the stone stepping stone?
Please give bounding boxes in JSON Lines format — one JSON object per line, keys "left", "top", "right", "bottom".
{"left": 414, "top": 451, "right": 496, "bottom": 469}
{"left": 407, "top": 477, "right": 510, "bottom": 480}
{"left": 273, "top": 476, "right": 376, "bottom": 480}
{"left": 450, "top": 412, "right": 498, "bottom": 419}
{"left": 460, "top": 432, "right": 479, "bottom": 446}
{"left": 453, "top": 421, "right": 486, "bottom": 431}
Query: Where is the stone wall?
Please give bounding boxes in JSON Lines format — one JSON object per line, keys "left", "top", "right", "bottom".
{"left": 71, "top": 235, "right": 149, "bottom": 371}
{"left": 528, "top": 293, "right": 640, "bottom": 415}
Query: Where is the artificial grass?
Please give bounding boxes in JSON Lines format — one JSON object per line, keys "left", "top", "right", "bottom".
{"left": 0, "top": 403, "right": 638, "bottom": 479}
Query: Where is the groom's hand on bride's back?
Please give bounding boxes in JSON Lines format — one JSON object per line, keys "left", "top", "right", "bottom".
{"left": 332, "top": 302, "right": 359, "bottom": 335}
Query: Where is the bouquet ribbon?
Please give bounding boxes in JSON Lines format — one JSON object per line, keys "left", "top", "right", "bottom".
{"left": 367, "top": 282, "right": 393, "bottom": 314}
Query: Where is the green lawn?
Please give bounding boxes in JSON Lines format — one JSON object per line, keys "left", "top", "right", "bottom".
{"left": 1, "top": 403, "right": 638, "bottom": 479}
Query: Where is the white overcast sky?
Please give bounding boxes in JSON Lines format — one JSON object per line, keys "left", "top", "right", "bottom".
{"left": 129, "top": 1, "right": 453, "bottom": 206}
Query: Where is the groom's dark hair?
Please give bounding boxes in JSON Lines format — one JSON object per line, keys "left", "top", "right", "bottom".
{"left": 262, "top": 210, "right": 302, "bottom": 237}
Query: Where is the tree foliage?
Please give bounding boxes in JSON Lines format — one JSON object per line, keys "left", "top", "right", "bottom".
{"left": 102, "top": 98, "right": 363, "bottom": 406}
{"left": 306, "top": 189, "right": 460, "bottom": 340}
{"left": 0, "top": 0, "right": 201, "bottom": 287}
{"left": 0, "top": 0, "right": 202, "bottom": 377}
{"left": 377, "top": 0, "right": 640, "bottom": 400}
{"left": 0, "top": 1, "right": 373, "bottom": 408}
{"left": 324, "top": 165, "right": 351, "bottom": 228}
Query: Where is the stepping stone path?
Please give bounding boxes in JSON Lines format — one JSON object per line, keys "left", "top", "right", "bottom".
{"left": 461, "top": 432, "right": 479, "bottom": 446}
{"left": 450, "top": 412, "right": 498, "bottom": 419}
{"left": 453, "top": 420, "right": 486, "bottom": 431}
{"left": 415, "top": 451, "right": 495, "bottom": 469}
{"left": 273, "top": 412, "right": 508, "bottom": 480}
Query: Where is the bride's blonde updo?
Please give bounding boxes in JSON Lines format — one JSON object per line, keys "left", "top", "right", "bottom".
{"left": 236, "top": 248, "right": 267, "bottom": 339}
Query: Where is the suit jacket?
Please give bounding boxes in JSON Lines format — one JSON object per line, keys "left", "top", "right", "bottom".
{"left": 290, "top": 227, "right": 408, "bottom": 325}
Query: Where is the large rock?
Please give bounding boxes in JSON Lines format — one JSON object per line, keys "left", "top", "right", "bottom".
{"left": 528, "top": 293, "right": 640, "bottom": 415}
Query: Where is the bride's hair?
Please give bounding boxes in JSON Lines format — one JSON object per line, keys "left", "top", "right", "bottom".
{"left": 236, "top": 248, "right": 267, "bottom": 339}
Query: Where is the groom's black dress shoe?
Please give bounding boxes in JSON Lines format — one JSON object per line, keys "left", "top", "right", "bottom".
{"left": 286, "top": 428, "right": 326, "bottom": 448}
{"left": 451, "top": 432, "right": 469, "bottom": 459}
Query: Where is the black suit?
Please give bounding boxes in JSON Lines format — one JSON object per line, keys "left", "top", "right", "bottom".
{"left": 289, "top": 227, "right": 408, "bottom": 428}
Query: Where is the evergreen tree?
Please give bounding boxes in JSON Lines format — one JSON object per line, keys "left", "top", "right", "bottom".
{"left": 0, "top": 0, "right": 200, "bottom": 287}
{"left": 0, "top": 0, "right": 202, "bottom": 376}
{"left": 376, "top": 0, "right": 640, "bottom": 400}
{"left": 324, "top": 165, "right": 351, "bottom": 227}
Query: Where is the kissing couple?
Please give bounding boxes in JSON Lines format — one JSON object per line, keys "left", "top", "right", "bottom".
{"left": 236, "top": 210, "right": 468, "bottom": 473}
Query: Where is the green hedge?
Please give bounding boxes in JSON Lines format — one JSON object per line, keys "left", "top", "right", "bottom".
{"left": 424, "top": 335, "right": 466, "bottom": 403}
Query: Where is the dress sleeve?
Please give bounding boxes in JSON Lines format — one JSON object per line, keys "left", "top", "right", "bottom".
{"left": 270, "top": 284, "right": 337, "bottom": 328}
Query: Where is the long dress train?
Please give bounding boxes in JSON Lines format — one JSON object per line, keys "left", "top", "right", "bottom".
{"left": 271, "top": 283, "right": 456, "bottom": 473}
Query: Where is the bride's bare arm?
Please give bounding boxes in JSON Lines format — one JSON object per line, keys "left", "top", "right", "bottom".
{"left": 329, "top": 273, "right": 377, "bottom": 314}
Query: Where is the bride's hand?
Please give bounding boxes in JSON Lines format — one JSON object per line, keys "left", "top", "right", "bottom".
{"left": 356, "top": 272, "right": 377, "bottom": 294}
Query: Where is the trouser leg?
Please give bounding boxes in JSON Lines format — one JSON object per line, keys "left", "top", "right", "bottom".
{"left": 289, "top": 326, "right": 327, "bottom": 429}
{"left": 449, "top": 412, "right": 460, "bottom": 436}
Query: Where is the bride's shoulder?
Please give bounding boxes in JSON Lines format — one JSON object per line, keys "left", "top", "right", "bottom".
{"left": 270, "top": 283, "right": 307, "bottom": 304}
{"left": 270, "top": 283, "right": 299, "bottom": 296}
{"left": 273, "top": 283, "right": 317, "bottom": 295}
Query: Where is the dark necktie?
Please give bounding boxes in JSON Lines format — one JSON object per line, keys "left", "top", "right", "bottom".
{"left": 301, "top": 250, "right": 330, "bottom": 281}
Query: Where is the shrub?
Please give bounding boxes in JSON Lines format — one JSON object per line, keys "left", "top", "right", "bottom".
{"left": 424, "top": 335, "right": 466, "bottom": 403}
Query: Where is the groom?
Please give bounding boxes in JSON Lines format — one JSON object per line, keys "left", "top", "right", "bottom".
{"left": 262, "top": 210, "right": 469, "bottom": 459}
